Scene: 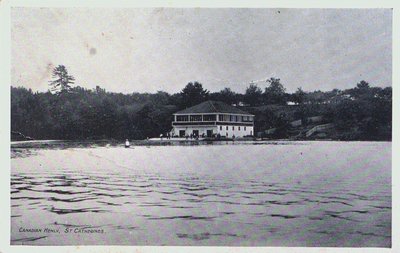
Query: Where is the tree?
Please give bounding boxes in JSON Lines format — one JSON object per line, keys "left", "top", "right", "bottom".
{"left": 243, "top": 83, "right": 263, "bottom": 106}
{"left": 348, "top": 80, "right": 371, "bottom": 99}
{"left": 10, "top": 78, "right": 392, "bottom": 141}
{"left": 209, "top": 87, "right": 238, "bottom": 105}
{"left": 95, "top": 85, "right": 106, "bottom": 94}
{"left": 356, "top": 80, "right": 370, "bottom": 90}
{"left": 150, "top": 91, "right": 171, "bottom": 105}
{"left": 264, "top": 77, "right": 287, "bottom": 105}
{"left": 49, "top": 65, "right": 75, "bottom": 94}
{"left": 305, "top": 90, "right": 327, "bottom": 104}
{"left": 292, "top": 87, "right": 306, "bottom": 105}
{"left": 179, "top": 81, "right": 209, "bottom": 107}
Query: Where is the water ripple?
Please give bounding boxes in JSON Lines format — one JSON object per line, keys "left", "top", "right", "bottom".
{"left": 11, "top": 141, "right": 392, "bottom": 247}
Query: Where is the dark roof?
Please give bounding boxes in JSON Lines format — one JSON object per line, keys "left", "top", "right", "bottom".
{"left": 174, "top": 100, "right": 253, "bottom": 115}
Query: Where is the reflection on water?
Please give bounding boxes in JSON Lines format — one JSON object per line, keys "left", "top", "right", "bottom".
{"left": 11, "top": 141, "right": 391, "bottom": 246}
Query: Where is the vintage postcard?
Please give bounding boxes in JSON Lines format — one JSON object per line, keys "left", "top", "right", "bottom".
{"left": 1, "top": 1, "right": 398, "bottom": 253}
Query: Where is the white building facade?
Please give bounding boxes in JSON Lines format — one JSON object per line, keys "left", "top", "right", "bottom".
{"left": 171, "top": 101, "right": 254, "bottom": 138}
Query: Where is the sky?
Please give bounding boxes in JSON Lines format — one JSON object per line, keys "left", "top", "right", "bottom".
{"left": 11, "top": 8, "right": 392, "bottom": 94}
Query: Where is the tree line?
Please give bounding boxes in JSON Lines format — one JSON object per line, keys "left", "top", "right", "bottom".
{"left": 11, "top": 65, "right": 392, "bottom": 141}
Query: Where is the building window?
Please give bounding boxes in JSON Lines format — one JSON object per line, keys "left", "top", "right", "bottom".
{"left": 232, "top": 126, "right": 235, "bottom": 130}
{"left": 203, "top": 114, "right": 216, "bottom": 121}
{"left": 219, "top": 115, "right": 223, "bottom": 121}
{"left": 176, "top": 115, "right": 189, "bottom": 121}
{"left": 190, "top": 115, "right": 202, "bottom": 121}
{"left": 244, "top": 127, "right": 246, "bottom": 131}
{"left": 220, "top": 126, "right": 222, "bottom": 130}
{"left": 239, "top": 126, "right": 241, "bottom": 130}
{"left": 242, "top": 116, "right": 253, "bottom": 122}
{"left": 226, "top": 126, "right": 228, "bottom": 130}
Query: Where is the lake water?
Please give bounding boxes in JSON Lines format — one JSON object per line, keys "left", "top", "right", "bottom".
{"left": 11, "top": 141, "right": 391, "bottom": 246}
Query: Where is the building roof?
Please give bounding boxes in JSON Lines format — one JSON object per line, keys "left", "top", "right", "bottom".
{"left": 174, "top": 100, "right": 253, "bottom": 115}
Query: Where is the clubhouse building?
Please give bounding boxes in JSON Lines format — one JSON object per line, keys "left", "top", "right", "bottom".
{"left": 171, "top": 100, "right": 254, "bottom": 138}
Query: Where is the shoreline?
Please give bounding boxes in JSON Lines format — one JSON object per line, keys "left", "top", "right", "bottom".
{"left": 10, "top": 138, "right": 392, "bottom": 149}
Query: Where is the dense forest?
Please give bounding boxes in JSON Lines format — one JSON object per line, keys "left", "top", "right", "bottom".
{"left": 11, "top": 65, "right": 392, "bottom": 141}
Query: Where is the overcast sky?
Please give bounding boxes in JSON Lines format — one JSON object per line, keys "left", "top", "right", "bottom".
{"left": 11, "top": 8, "right": 392, "bottom": 94}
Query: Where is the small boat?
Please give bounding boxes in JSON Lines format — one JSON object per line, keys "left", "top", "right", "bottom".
{"left": 125, "top": 139, "right": 130, "bottom": 148}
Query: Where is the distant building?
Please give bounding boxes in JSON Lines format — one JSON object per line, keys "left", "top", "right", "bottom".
{"left": 171, "top": 100, "right": 254, "bottom": 138}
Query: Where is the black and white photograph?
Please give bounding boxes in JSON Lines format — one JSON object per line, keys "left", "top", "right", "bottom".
{"left": 1, "top": 2, "right": 396, "bottom": 251}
